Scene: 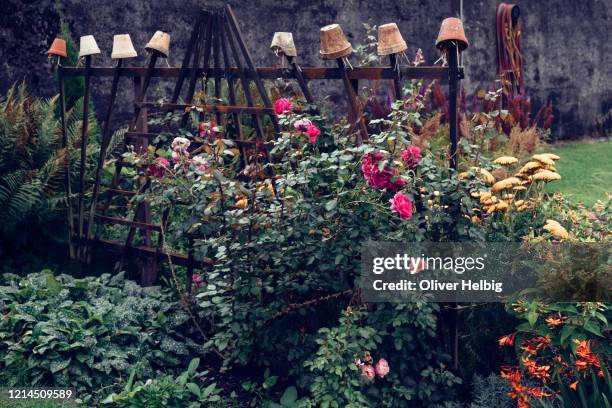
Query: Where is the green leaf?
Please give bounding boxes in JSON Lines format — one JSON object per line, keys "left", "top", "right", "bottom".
{"left": 50, "top": 358, "right": 71, "bottom": 373}
{"left": 560, "top": 324, "right": 576, "bottom": 345}
{"left": 527, "top": 310, "right": 539, "bottom": 327}
{"left": 325, "top": 199, "right": 337, "bottom": 212}
{"left": 186, "top": 382, "right": 201, "bottom": 398}
{"left": 280, "top": 386, "right": 298, "bottom": 406}
{"left": 583, "top": 319, "right": 603, "bottom": 337}
{"left": 187, "top": 358, "right": 200, "bottom": 376}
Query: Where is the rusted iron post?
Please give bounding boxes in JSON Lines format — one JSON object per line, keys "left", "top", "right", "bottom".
{"left": 58, "top": 66, "right": 76, "bottom": 259}
{"left": 77, "top": 55, "right": 92, "bottom": 260}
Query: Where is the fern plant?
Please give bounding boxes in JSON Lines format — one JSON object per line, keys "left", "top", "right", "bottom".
{"left": 0, "top": 83, "right": 100, "bottom": 250}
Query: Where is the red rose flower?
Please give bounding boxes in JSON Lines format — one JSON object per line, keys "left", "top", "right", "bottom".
{"left": 274, "top": 98, "right": 292, "bottom": 115}
{"left": 306, "top": 124, "right": 321, "bottom": 144}
{"left": 389, "top": 192, "right": 414, "bottom": 220}
{"left": 401, "top": 145, "right": 422, "bottom": 169}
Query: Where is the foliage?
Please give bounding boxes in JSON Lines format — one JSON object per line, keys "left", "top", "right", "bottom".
{"left": 0, "top": 270, "right": 203, "bottom": 404}
{"left": 499, "top": 301, "right": 611, "bottom": 407}
{"left": 302, "top": 305, "right": 460, "bottom": 407}
{"left": 0, "top": 83, "right": 99, "bottom": 250}
{"left": 102, "top": 358, "right": 228, "bottom": 407}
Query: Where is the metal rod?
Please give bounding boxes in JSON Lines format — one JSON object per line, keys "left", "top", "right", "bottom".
{"left": 389, "top": 53, "right": 402, "bottom": 100}
{"left": 447, "top": 43, "right": 460, "bottom": 170}
{"left": 58, "top": 67, "right": 76, "bottom": 259}
{"left": 85, "top": 58, "right": 123, "bottom": 260}
{"left": 77, "top": 55, "right": 92, "bottom": 259}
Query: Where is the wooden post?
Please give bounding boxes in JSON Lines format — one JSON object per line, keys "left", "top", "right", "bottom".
{"left": 285, "top": 55, "right": 315, "bottom": 105}
{"left": 130, "top": 51, "right": 159, "bottom": 131}
{"left": 172, "top": 12, "right": 207, "bottom": 103}
{"left": 85, "top": 58, "right": 123, "bottom": 261}
{"left": 58, "top": 66, "right": 76, "bottom": 259}
{"left": 337, "top": 58, "right": 368, "bottom": 142}
{"left": 77, "top": 55, "right": 92, "bottom": 260}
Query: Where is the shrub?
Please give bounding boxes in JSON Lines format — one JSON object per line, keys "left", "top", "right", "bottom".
{"left": 0, "top": 270, "right": 203, "bottom": 404}
{"left": 102, "top": 358, "right": 228, "bottom": 407}
{"left": 0, "top": 83, "right": 101, "bottom": 251}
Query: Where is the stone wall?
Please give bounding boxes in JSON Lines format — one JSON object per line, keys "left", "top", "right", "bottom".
{"left": 1, "top": 0, "right": 610, "bottom": 138}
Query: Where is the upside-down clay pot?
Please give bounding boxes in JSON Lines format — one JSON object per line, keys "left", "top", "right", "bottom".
{"left": 145, "top": 31, "right": 170, "bottom": 57}
{"left": 435, "top": 17, "right": 469, "bottom": 51}
{"left": 319, "top": 24, "right": 352, "bottom": 60}
{"left": 111, "top": 34, "right": 138, "bottom": 59}
{"left": 47, "top": 38, "right": 67, "bottom": 58}
{"left": 270, "top": 32, "right": 297, "bottom": 57}
{"left": 377, "top": 23, "right": 407, "bottom": 56}
{"left": 78, "top": 35, "right": 101, "bottom": 58}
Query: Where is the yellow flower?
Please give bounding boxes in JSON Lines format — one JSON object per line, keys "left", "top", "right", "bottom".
{"left": 517, "top": 161, "right": 541, "bottom": 174}
{"left": 495, "top": 200, "right": 509, "bottom": 212}
{"left": 532, "top": 170, "right": 561, "bottom": 182}
{"left": 471, "top": 167, "right": 495, "bottom": 185}
{"left": 491, "top": 177, "right": 521, "bottom": 192}
{"left": 532, "top": 154, "right": 555, "bottom": 166}
{"left": 543, "top": 222, "right": 569, "bottom": 239}
{"left": 539, "top": 153, "right": 560, "bottom": 161}
{"left": 235, "top": 198, "right": 249, "bottom": 209}
{"left": 458, "top": 171, "right": 470, "bottom": 180}
{"left": 493, "top": 156, "right": 519, "bottom": 165}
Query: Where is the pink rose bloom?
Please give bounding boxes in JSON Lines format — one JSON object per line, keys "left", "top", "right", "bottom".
{"left": 192, "top": 274, "right": 205, "bottom": 288}
{"left": 293, "top": 118, "right": 312, "bottom": 132}
{"left": 389, "top": 193, "right": 414, "bottom": 220}
{"left": 198, "top": 121, "right": 219, "bottom": 139}
{"left": 274, "top": 98, "right": 292, "bottom": 115}
{"left": 306, "top": 124, "right": 321, "bottom": 144}
{"left": 401, "top": 145, "right": 422, "bottom": 170}
{"left": 171, "top": 136, "right": 190, "bottom": 152}
{"left": 361, "top": 364, "right": 376, "bottom": 381}
{"left": 362, "top": 152, "right": 405, "bottom": 191}
{"left": 375, "top": 358, "right": 390, "bottom": 378}
{"left": 192, "top": 155, "right": 209, "bottom": 173}
{"left": 146, "top": 157, "right": 170, "bottom": 179}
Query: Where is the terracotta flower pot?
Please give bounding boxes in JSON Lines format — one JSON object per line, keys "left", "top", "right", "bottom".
{"left": 377, "top": 23, "right": 407, "bottom": 56}
{"left": 435, "top": 17, "right": 469, "bottom": 51}
{"left": 78, "top": 35, "right": 101, "bottom": 58}
{"left": 145, "top": 31, "right": 170, "bottom": 57}
{"left": 47, "top": 38, "right": 67, "bottom": 58}
{"left": 270, "top": 32, "right": 297, "bottom": 57}
{"left": 111, "top": 34, "right": 138, "bottom": 59}
{"left": 319, "top": 24, "right": 352, "bottom": 60}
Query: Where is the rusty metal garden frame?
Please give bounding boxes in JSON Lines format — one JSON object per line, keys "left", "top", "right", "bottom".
{"left": 58, "top": 5, "right": 464, "bottom": 288}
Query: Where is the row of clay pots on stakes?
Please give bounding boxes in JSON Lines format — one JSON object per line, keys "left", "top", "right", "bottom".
{"left": 47, "top": 31, "right": 169, "bottom": 64}
{"left": 47, "top": 17, "right": 468, "bottom": 72}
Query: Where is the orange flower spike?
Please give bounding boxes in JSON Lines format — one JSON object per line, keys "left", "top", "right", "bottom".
{"left": 527, "top": 387, "right": 552, "bottom": 398}
{"left": 569, "top": 381, "right": 578, "bottom": 390}
{"left": 499, "top": 332, "right": 517, "bottom": 347}
{"left": 545, "top": 316, "right": 563, "bottom": 328}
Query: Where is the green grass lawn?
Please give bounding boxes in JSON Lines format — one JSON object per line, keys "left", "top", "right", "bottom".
{"left": 540, "top": 140, "right": 611, "bottom": 207}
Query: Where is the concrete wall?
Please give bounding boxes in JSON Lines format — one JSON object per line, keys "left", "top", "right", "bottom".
{"left": 1, "top": 0, "right": 610, "bottom": 138}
